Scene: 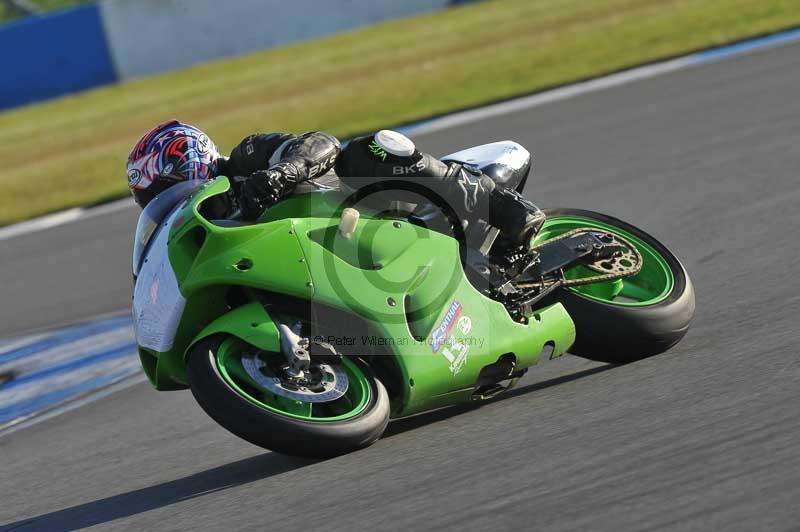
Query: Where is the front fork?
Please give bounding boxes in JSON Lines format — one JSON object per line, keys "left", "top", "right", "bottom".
{"left": 276, "top": 321, "right": 341, "bottom": 379}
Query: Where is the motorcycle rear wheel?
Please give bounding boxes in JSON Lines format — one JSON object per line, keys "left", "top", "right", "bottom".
{"left": 535, "top": 208, "right": 695, "bottom": 364}
{"left": 188, "top": 334, "right": 389, "bottom": 457}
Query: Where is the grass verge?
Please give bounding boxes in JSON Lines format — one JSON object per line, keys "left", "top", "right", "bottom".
{"left": 0, "top": 0, "right": 89, "bottom": 24}
{"left": 1, "top": 0, "right": 799, "bottom": 226}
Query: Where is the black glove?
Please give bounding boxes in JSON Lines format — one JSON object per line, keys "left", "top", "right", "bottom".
{"left": 237, "top": 162, "right": 302, "bottom": 220}
{"left": 280, "top": 131, "right": 340, "bottom": 180}
{"left": 229, "top": 131, "right": 341, "bottom": 220}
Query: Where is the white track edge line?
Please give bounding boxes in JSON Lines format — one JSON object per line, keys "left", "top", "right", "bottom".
{"left": 0, "top": 373, "right": 148, "bottom": 438}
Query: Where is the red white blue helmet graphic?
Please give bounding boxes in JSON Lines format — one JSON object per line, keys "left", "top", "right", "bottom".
{"left": 127, "top": 119, "right": 221, "bottom": 206}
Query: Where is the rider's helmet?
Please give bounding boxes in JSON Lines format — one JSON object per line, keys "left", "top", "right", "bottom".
{"left": 127, "top": 120, "right": 222, "bottom": 207}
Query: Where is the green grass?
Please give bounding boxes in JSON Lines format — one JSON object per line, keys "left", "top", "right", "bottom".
{"left": 1, "top": 0, "right": 799, "bottom": 226}
{"left": 0, "top": 0, "right": 89, "bottom": 23}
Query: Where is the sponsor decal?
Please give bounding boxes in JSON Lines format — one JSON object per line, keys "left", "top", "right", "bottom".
{"left": 368, "top": 140, "right": 388, "bottom": 161}
{"left": 430, "top": 301, "right": 472, "bottom": 375}
{"left": 441, "top": 339, "right": 469, "bottom": 375}
{"left": 456, "top": 173, "right": 480, "bottom": 208}
{"left": 197, "top": 134, "right": 210, "bottom": 154}
{"left": 430, "top": 300, "right": 463, "bottom": 353}
{"left": 309, "top": 153, "right": 338, "bottom": 178}
{"left": 392, "top": 159, "right": 425, "bottom": 175}
{"left": 127, "top": 168, "right": 142, "bottom": 188}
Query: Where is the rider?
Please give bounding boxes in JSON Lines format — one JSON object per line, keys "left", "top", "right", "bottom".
{"left": 126, "top": 120, "right": 545, "bottom": 246}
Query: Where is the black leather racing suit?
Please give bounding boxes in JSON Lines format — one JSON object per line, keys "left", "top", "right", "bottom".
{"left": 215, "top": 131, "right": 544, "bottom": 246}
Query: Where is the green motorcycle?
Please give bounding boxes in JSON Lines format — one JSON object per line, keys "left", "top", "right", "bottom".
{"left": 132, "top": 141, "right": 694, "bottom": 457}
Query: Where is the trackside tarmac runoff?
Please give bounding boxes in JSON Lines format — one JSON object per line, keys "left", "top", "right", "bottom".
{"left": 2, "top": 40, "right": 800, "bottom": 531}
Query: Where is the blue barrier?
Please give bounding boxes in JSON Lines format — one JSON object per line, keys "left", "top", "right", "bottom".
{"left": 0, "top": 5, "right": 116, "bottom": 110}
{"left": 0, "top": 0, "right": 476, "bottom": 111}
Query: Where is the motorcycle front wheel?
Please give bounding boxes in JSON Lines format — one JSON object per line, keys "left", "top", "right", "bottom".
{"left": 535, "top": 208, "right": 695, "bottom": 364}
{"left": 187, "top": 334, "right": 389, "bottom": 458}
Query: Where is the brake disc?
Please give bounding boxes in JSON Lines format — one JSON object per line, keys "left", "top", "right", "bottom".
{"left": 241, "top": 353, "right": 349, "bottom": 403}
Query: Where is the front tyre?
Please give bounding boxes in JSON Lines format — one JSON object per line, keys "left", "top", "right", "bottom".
{"left": 536, "top": 209, "right": 695, "bottom": 364}
{"left": 187, "top": 335, "right": 389, "bottom": 458}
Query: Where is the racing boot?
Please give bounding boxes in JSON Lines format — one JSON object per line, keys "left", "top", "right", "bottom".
{"left": 487, "top": 187, "right": 546, "bottom": 248}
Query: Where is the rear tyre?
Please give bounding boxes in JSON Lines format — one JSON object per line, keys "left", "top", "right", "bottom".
{"left": 536, "top": 208, "right": 695, "bottom": 364}
{"left": 187, "top": 335, "right": 390, "bottom": 458}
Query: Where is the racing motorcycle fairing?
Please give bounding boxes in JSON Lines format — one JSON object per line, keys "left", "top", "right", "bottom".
{"left": 133, "top": 176, "right": 576, "bottom": 415}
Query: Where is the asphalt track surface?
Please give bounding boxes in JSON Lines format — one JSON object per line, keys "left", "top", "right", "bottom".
{"left": 2, "top": 41, "right": 800, "bottom": 531}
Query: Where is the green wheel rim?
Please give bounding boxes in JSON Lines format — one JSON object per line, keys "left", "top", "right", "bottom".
{"left": 215, "top": 337, "right": 372, "bottom": 421}
{"left": 533, "top": 216, "right": 675, "bottom": 307}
